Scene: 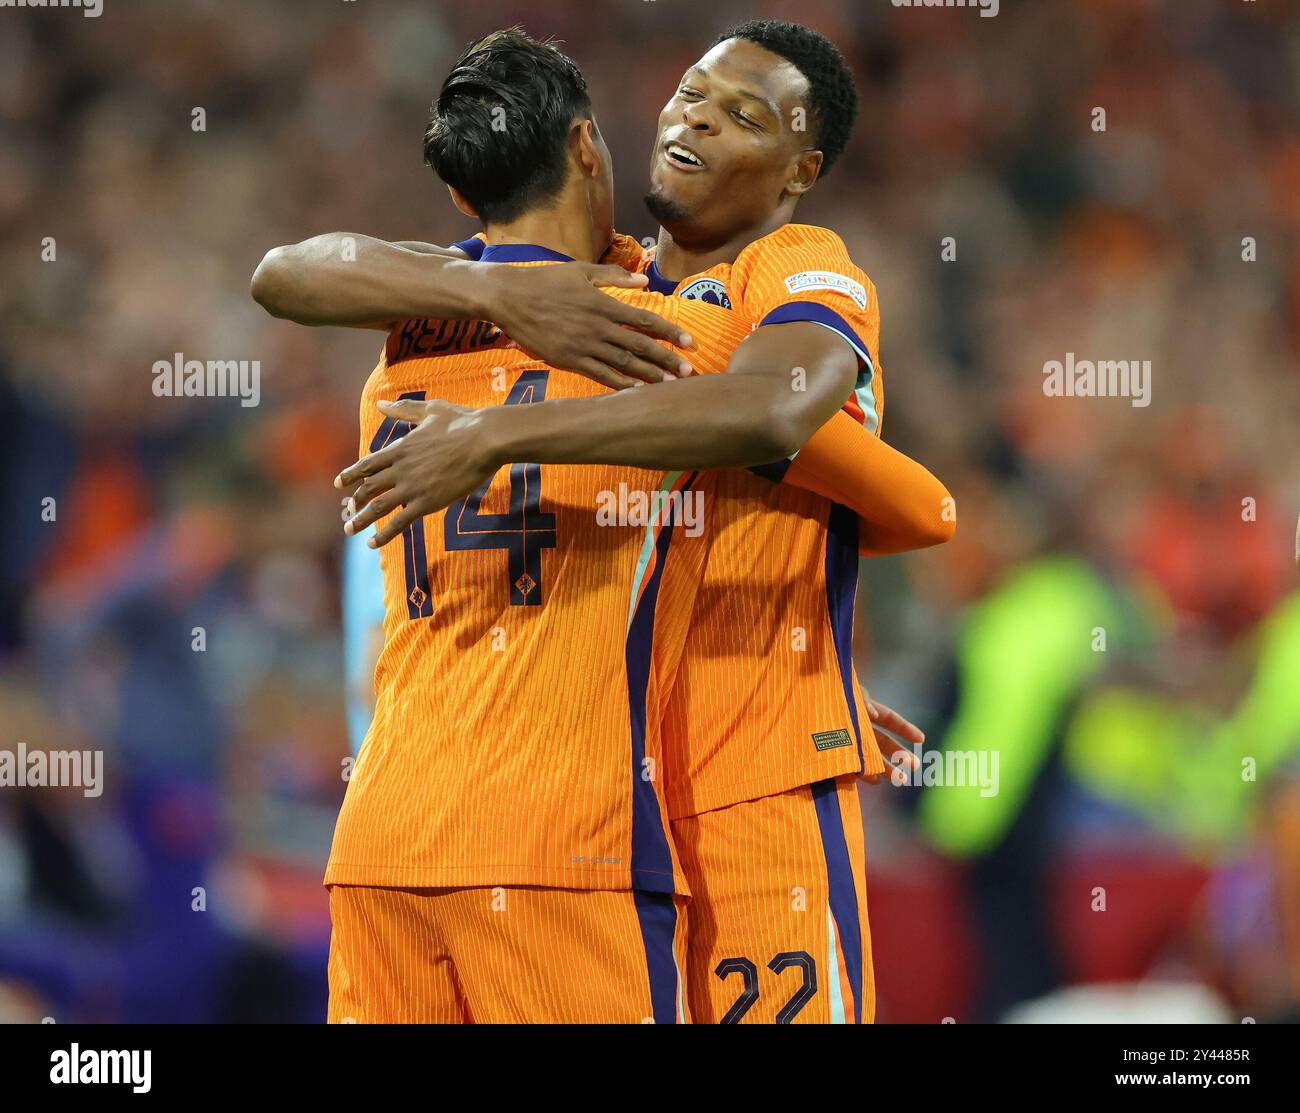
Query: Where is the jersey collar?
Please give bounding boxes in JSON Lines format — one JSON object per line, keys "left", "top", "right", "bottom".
{"left": 480, "top": 243, "right": 574, "bottom": 264}
{"left": 644, "top": 258, "right": 679, "bottom": 296}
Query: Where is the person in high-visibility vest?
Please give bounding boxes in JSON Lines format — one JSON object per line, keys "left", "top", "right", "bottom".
{"left": 917, "top": 554, "right": 1155, "bottom": 1019}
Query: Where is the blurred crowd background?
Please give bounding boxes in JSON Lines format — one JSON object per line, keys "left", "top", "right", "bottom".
{"left": 1, "top": 0, "right": 1298, "bottom": 1023}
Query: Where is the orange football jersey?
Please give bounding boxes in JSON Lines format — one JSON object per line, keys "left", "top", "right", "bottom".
{"left": 643, "top": 223, "right": 883, "bottom": 432}
{"left": 641, "top": 224, "right": 889, "bottom": 818}
{"left": 324, "top": 241, "right": 752, "bottom": 896}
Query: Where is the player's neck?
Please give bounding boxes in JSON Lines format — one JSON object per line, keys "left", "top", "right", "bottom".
{"left": 652, "top": 210, "right": 793, "bottom": 281}
{"left": 483, "top": 200, "right": 607, "bottom": 264}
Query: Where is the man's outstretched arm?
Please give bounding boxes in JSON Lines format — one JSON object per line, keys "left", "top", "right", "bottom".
{"left": 251, "top": 234, "right": 481, "bottom": 328}
{"left": 250, "top": 233, "right": 692, "bottom": 388}
{"left": 785, "top": 415, "right": 955, "bottom": 555}
{"left": 340, "top": 322, "right": 862, "bottom": 545}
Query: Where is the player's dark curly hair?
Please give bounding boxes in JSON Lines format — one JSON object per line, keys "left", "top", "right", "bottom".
{"left": 423, "top": 28, "right": 591, "bottom": 224}
{"left": 712, "top": 20, "right": 858, "bottom": 176}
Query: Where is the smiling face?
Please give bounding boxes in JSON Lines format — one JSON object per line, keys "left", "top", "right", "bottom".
{"left": 645, "top": 37, "right": 823, "bottom": 248}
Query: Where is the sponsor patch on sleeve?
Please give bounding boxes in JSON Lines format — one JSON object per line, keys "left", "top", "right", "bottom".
{"left": 783, "top": 270, "right": 867, "bottom": 310}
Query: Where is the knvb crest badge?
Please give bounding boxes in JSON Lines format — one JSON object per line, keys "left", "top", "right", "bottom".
{"left": 677, "top": 277, "right": 732, "bottom": 309}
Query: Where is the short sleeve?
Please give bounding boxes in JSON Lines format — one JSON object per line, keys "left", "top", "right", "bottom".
{"left": 600, "top": 232, "right": 652, "bottom": 272}
{"left": 730, "top": 224, "right": 883, "bottom": 432}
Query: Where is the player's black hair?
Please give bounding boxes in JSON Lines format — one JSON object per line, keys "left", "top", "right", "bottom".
{"left": 423, "top": 28, "right": 592, "bottom": 224}
{"left": 712, "top": 20, "right": 857, "bottom": 176}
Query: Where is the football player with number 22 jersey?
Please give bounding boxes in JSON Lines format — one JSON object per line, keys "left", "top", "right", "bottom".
{"left": 259, "top": 24, "right": 954, "bottom": 1023}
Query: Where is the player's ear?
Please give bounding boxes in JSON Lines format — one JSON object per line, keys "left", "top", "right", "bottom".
{"left": 447, "top": 184, "right": 479, "bottom": 220}
{"left": 572, "top": 118, "right": 604, "bottom": 180}
{"left": 786, "top": 149, "right": 823, "bottom": 198}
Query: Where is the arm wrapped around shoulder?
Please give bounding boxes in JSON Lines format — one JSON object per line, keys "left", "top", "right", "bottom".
{"left": 784, "top": 411, "right": 956, "bottom": 557}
